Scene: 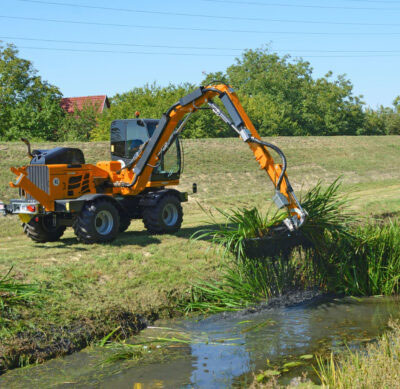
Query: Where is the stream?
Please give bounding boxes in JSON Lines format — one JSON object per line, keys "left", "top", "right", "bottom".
{"left": 1, "top": 295, "right": 400, "bottom": 388}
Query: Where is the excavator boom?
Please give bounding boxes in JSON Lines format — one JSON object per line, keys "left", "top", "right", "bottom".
{"left": 116, "top": 83, "right": 306, "bottom": 230}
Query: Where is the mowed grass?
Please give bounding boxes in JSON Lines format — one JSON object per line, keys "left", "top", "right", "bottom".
{"left": 0, "top": 136, "right": 399, "bottom": 365}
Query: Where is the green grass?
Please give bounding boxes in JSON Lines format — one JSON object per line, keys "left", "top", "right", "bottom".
{"left": 0, "top": 267, "right": 38, "bottom": 308}
{"left": 0, "top": 136, "right": 400, "bottom": 370}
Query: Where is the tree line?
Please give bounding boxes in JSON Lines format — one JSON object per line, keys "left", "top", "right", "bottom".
{"left": 1, "top": 43, "right": 399, "bottom": 142}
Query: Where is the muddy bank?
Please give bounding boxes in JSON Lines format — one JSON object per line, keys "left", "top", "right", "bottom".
{"left": 0, "top": 308, "right": 147, "bottom": 374}
{"left": 226, "top": 288, "right": 336, "bottom": 316}
{"left": 195, "top": 288, "right": 338, "bottom": 323}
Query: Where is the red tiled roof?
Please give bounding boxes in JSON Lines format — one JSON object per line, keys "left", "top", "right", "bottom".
{"left": 60, "top": 95, "right": 110, "bottom": 114}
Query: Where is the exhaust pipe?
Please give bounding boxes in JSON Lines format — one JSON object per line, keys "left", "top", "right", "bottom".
{"left": 21, "top": 138, "right": 33, "bottom": 159}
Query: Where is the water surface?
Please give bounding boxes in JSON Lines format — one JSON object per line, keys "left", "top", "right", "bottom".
{"left": 1, "top": 296, "right": 399, "bottom": 388}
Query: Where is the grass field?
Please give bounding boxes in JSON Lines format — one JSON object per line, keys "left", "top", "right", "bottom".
{"left": 0, "top": 136, "right": 399, "bottom": 370}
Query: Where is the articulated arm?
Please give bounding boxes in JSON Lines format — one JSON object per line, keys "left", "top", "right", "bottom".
{"left": 117, "top": 84, "right": 306, "bottom": 230}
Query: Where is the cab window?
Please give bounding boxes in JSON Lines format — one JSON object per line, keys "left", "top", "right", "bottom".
{"left": 126, "top": 120, "right": 150, "bottom": 159}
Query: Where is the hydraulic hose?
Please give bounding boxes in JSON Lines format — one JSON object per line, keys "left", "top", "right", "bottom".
{"left": 113, "top": 175, "right": 138, "bottom": 188}
{"left": 250, "top": 137, "right": 287, "bottom": 191}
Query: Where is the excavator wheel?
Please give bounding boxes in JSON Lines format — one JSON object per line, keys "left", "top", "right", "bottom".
{"left": 73, "top": 199, "right": 120, "bottom": 244}
{"left": 143, "top": 194, "right": 183, "bottom": 234}
{"left": 119, "top": 213, "right": 131, "bottom": 233}
{"left": 23, "top": 215, "right": 66, "bottom": 243}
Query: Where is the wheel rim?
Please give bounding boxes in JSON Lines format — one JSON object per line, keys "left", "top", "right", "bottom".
{"left": 39, "top": 216, "right": 60, "bottom": 232}
{"left": 162, "top": 204, "right": 178, "bottom": 227}
{"left": 95, "top": 210, "right": 114, "bottom": 235}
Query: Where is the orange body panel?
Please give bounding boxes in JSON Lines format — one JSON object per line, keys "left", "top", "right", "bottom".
{"left": 9, "top": 161, "right": 179, "bottom": 211}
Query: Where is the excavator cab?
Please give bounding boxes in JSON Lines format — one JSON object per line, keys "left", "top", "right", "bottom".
{"left": 110, "top": 118, "right": 182, "bottom": 181}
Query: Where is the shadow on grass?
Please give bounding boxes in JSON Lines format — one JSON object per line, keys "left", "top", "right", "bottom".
{"left": 112, "top": 230, "right": 161, "bottom": 246}
{"left": 175, "top": 223, "right": 235, "bottom": 240}
{"left": 36, "top": 238, "right": 90, "bottom": 250}
{"left": 114, "top": 223, "right": 233, "bottom": 245}
{"left": 34, "top": 223, "right": 228, "bottom": 249}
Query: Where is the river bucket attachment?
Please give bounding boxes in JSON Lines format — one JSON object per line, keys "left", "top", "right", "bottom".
{"left": 243, "top": 230, "right": 312, "bottom": 259}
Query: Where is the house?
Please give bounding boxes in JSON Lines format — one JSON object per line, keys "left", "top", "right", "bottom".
{"left": 60, "top": 95, "right": 110, "bottom": 114}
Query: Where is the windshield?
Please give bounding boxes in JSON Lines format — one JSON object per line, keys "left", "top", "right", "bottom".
{"left": 126, "top": 120, "right": 150, "bottom": 159}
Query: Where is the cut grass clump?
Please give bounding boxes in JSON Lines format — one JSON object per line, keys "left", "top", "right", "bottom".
{"left": 187, "top": 180, "right": 350, "bottom": 313}
{"left": 193, "top": 179, "right": 352, "bottom": 260}
{"left": 193, "top": 205, "right": 288, "bottom": 260}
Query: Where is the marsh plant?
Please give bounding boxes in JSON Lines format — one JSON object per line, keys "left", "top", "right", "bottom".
{"left": 188, "top": 180, "right": 349, "bottom": 312}
{"left": 326, "top": 221, "right": 400, "bottom": 295}
{"left": 194, "top": 179, "right": 351, "bottom": 258}
{"left": 193, "top": 205, "right": 288, "bottom": 260}
{"left": 188, "top": 179, "right": 400, "bottom": 313}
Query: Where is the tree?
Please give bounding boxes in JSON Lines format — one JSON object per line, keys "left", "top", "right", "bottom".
{"left": 0, "top": 42, "right": 64, "bottom": 141}
{"left": 386, "top": 97, "right": 400, "bottom": 135}
{"left": 363, "top": 97, "right": 400, "bottom": 135}
{"left": 204, "top": 49, "right": 366, "bottom": 136}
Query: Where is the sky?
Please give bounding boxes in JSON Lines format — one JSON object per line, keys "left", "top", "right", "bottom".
{"left": 1, "top": 0, "right": 400, "bottom": 108}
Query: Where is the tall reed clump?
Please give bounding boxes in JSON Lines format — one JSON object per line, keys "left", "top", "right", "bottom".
{"left": 193, "top": 206, "right": 288, "bottom": 260}
{"left": 188, "top": 179, "right": 400, "bottom": 314}
{"left": 187, "top": 180, "right": 352, "bottom": 313}
{"left": 327, "top": 221, "right": 400, "bottom": 296}
{"left": 185, "top": 256, "right": 301, "bottom": 313}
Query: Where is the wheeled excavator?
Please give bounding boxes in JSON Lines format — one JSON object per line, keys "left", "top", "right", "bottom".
{"left": 0, "top": 83, "right": 306, "bottom": 244}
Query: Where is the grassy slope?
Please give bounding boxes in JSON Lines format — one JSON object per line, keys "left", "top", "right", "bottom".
{"left": 0, "top": 136, "right": 399, "bottom": 366}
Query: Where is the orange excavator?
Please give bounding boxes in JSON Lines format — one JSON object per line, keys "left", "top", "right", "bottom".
{"left": 0, "top": 83, "right": 306, "bottom": 244}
